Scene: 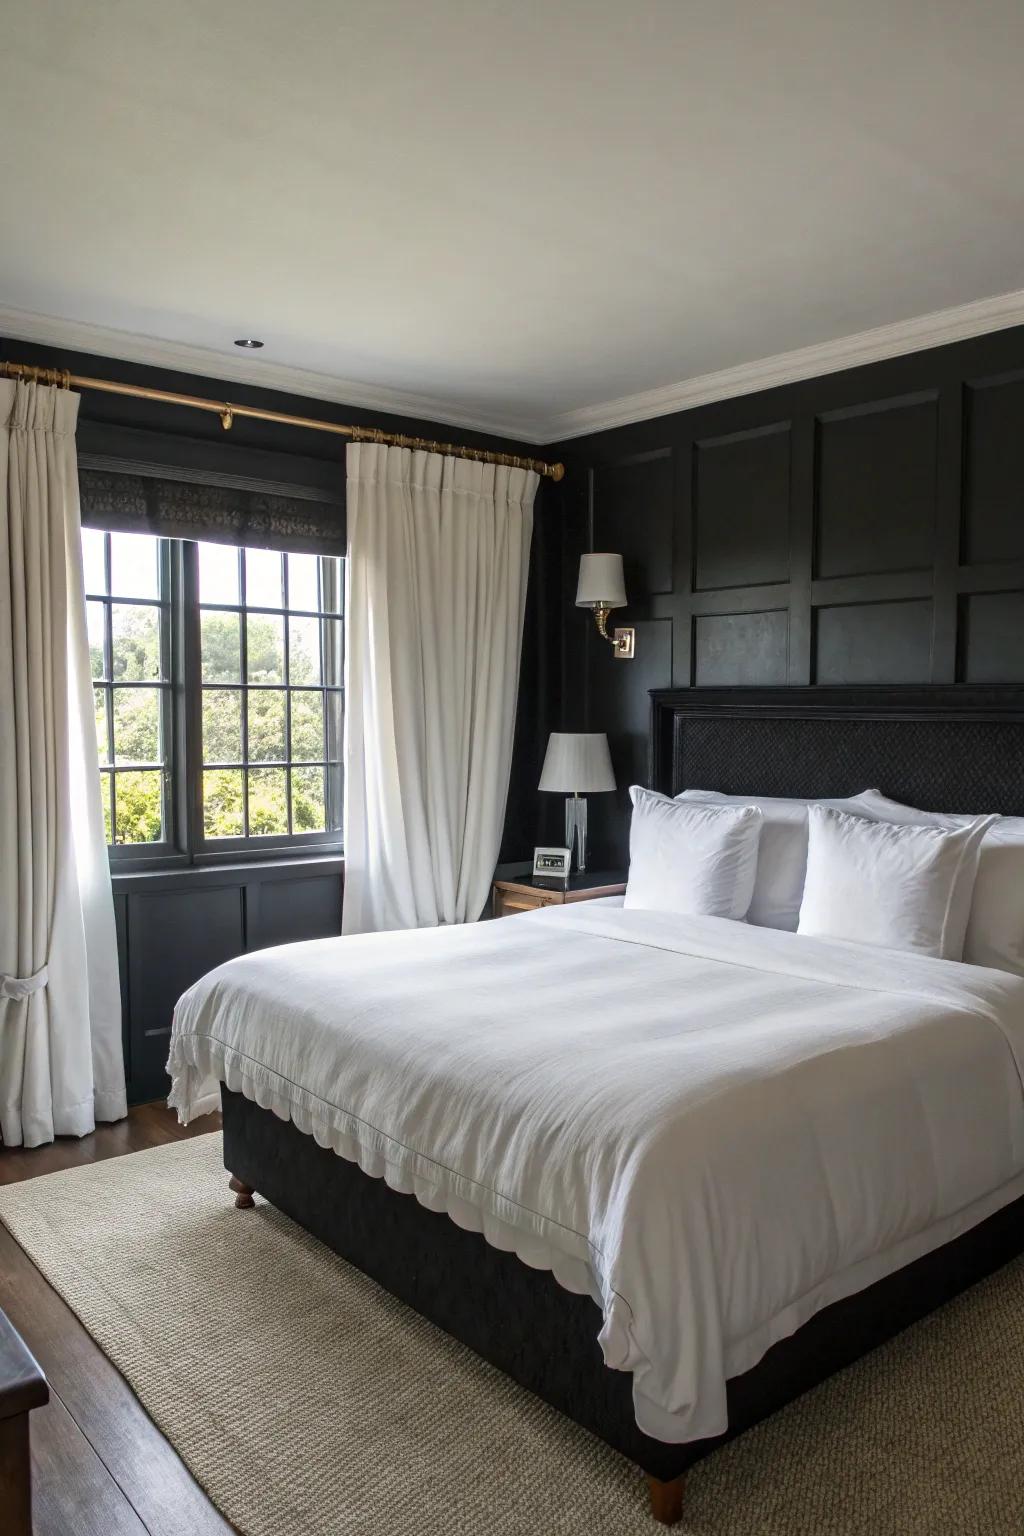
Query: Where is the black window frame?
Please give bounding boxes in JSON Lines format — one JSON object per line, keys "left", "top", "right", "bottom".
{"left": 88, "top": 530, "right": 344, "bottom": 871}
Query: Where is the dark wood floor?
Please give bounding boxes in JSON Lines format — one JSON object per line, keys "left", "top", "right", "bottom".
{"left": 0, "top": 1104, "right": 234, "bottom": 1535}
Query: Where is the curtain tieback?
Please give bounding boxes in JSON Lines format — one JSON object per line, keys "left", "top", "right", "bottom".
{"left": 0, "top": 965, "right": 48, "bottom": 1000}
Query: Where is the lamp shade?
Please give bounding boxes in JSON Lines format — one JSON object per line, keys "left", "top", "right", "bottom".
{"left": 538, "top": 733, "right": 616, "bottom": 793}
{"left": 576, "top": 553, "right": 626, "bottom": 609}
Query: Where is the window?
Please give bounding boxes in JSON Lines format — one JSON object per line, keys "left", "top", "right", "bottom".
{"left": 84, "top": 529, "right": 172, "bottom": 848}
{"left": 197, "top": 543, "right": 343, "bottom": 846}
{"left": 82, "top": 528, "right": 344, "bottom": 863}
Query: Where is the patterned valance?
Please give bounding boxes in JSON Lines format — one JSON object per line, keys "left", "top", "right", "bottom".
{"left": 78, "top": 462, "right": 345, "bottom": 556}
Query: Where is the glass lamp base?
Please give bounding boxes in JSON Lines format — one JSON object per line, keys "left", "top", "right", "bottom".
{"left": 564, "top": 794, "right": 588, "bottom": 873}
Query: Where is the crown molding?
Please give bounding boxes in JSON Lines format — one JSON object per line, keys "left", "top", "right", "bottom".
{"left": 545, "top": 286, "right": 1024, "bottom": 443}
{"left": 0, "top": 306, "right": 546, "bottom": 443}
{"left": 6, "top": 288, "right": 1024, "bottom": 451}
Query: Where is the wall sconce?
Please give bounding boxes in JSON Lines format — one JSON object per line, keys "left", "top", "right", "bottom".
{"left": 576, "top": 553, "right": 635, "bottom": 659}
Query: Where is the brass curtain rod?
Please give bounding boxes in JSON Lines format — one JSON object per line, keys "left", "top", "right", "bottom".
{"left": 0, "top": 360, "right": 565, "bottom": 482}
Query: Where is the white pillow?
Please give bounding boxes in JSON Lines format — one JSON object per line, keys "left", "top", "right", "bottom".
{"left": 850, "top": 790, "right": 1024, "bottom": 976}
{"left": 625, "top": 787, "right": 762, "bottom": 919}
{"left": 676, "top": 790, "right": 881, "bottom": 932}
{"left": 797, "top": 804, "right": 997, "bottom": 959}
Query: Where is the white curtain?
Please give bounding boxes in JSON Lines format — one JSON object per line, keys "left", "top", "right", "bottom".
{"left": 0, "top": 380, "right": 126, "bottom": 1147}
{"left": 343, "top": 443, "right": 537, "bottom": 933}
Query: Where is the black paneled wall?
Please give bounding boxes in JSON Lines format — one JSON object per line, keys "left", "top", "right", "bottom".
{"left": 553, "top": 324, "right": 1024, "bottom": 865}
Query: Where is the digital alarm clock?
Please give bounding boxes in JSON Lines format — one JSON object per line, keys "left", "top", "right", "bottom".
{"left": 532, "top": 846, "right": 571, "bottom": 887}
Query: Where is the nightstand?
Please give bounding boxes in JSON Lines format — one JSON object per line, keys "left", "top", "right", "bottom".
{"left": 491, "top": 870, "right": 627, "bottom": 918}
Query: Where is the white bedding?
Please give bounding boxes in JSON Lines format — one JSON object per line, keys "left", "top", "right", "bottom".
{"left": 167, "top": 903, "right": 1024, "bottom": 1443}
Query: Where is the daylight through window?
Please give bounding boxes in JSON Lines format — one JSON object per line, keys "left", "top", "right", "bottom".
{"left": 198, "top": 543, "right": 343, "bottom": 841}
{"left": 81, "top": 528, "right": 344, "bottom": 858}
{"left": 84, "top": 528, "right": 171, "bottom": 846}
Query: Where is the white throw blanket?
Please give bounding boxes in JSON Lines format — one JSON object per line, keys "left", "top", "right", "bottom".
{"left": 167, "top": 904, "right": 1024, "bottom": 1442}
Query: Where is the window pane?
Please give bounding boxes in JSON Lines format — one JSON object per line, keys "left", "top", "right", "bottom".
{"left": 321, "top": 556, "right": 343, "bottom": 614}
{"left": 248, "top": 768, "right": 288, "bottom": 834}
{"left": 203, "top": 768, "right": 244, "bottom": 838}
{"left": 322, "top": 619, "right": 343, "bottom": 687}
{"left": 202, "top": 688, "right": 242, "bottom": 763}
{"left": 113, "top": 770, "right": 163, "bottom": 843}
{"left": 87, "top": 601, "right": 106, "bottom": 679}
{"left": 110, "top": 532, "right": 159, "bottom": 599}
{"left": 292, "top": 766, "right": 326, "bottom": 833}
{"left": 98, "top": 771, "right": 112, "bottom": 843}
{"left": 245, "top": 548, "right": 282, "bottom": 609}
{"left": 82, "top": 528, "right": 106, "bottom": 595}
{"left": 288, "top": 616, "right": 321, "bottom": 685}
{"left": 287, "top": 553, "right": 319, "bottom": 613}
{"left": 247, "top": 688, "right": 286, "bottom": 762}
{"left": 111, "top": 603, "right": 162, "bottom": 681}
{"left": 113, "top": 686, "right": 160, "bottom": 763}
{"left": 94, "top": 687, "right": 110, "bottom": 766}
{"left": 201, "top": 610, "right": 241, "bottom": 682}
{"left": 247, "top": 613, "right": 284, "bottom": 683}
{"left": 326, "top": 691, "right": 343, "bottom": 761}
{"left": 198, "top": 542, "right": 239, "bottom": 605}
{"left": 290, "top": 690, "right": 323, "bottom": 761}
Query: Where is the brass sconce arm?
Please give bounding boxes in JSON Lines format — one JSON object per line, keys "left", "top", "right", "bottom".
{"left": 590, "top": 604, "right": 635, "bottom": 660}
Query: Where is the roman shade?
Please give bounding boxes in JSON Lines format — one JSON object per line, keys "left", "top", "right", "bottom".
{"left": 78, "top": 468, "right": 344, "bottom": 555}
{"left": 76, "top": 422, "right": 345, "bottom": 554}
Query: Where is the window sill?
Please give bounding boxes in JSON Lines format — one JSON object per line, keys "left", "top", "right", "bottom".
{"left": 110, "top": 852, "right": 344, "bottom": 893}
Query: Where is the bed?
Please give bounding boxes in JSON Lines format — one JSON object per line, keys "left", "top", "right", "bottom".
{"left": 168, "top": 683, "right": 1024, "bottom": 1524}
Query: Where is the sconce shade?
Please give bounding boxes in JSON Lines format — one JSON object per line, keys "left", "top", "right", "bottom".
{"left": 538, "top": 733, "right": 616, "bottom": 793}
{"left": 576, "top": 553, "right": 626, "bottom": 609}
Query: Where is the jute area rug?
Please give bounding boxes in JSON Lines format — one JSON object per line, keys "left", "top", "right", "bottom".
{"left": 1, "top": 1133, "right": 1022, "bottom": 1535}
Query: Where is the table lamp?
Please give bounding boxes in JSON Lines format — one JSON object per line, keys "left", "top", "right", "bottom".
{"left": 538, "top": 732, "right": 616, "bottom": 872}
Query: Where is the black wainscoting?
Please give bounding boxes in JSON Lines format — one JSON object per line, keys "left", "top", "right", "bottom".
{"left": 111, "top": 859, "right": 344, "bottom": 1103}
{"left": 551, "top": 323, "right": 1024, "bottom": 865}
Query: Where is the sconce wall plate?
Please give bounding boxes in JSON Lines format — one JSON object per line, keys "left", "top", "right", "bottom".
{"left": 613, "top": 626, "right": 635, "bottom": 660}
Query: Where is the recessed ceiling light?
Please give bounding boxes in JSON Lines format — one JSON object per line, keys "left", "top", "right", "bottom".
{"left": 234, "top": 337, "right": 264, "bottom": 349}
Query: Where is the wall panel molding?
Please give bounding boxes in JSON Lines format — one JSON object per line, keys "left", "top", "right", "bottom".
{"left": 567, "top": 322, "right": 1024, "bottom": 864}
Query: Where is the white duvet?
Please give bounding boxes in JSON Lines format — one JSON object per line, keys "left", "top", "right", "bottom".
{"left": 167, "top": 903, "right": 1024, "bottom": 1442}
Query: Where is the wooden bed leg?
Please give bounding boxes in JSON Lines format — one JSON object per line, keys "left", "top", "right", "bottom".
{"left": 228, "top": 1175, "right": 255, "bottom": 1209}
{"left": 647, "top": 1473, "right": 686, "bottom": 1525}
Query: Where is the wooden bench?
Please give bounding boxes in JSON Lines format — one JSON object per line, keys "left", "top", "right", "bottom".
{"left": 0, "top": 1306, "right": 49, "bottom": 1535}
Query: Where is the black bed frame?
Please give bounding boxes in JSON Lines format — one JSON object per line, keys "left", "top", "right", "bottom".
{"left": 222, "top": 684, "right": 1024, "bottom": 1523}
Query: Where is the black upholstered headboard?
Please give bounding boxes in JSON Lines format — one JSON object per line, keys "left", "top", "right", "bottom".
{"left": 649, "top": 686, "right": 1024, "bottom": 817}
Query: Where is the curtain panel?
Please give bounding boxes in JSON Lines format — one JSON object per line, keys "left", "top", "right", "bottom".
{"left": 0, "top": 380, "right": 126, "bottom": 1146}
{"left": 343, "top": 443, "right": 537, "bottom": 932}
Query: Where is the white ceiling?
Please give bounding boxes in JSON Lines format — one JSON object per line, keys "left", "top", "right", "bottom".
{"left": 3, "top": 0, "right": 1024, "bottom": 442}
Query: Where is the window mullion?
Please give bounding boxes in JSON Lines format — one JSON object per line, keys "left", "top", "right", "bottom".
{"left": 180, "top": 541, "right": 204, "bottom": 859}
{"left": 284, "top": 561, "right": 293, "bottom": 837}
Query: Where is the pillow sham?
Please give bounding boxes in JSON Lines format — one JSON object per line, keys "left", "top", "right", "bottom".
{"left": 849, "top": 790, "right": 1024, "bottom": 976}
{"left": 625, "top": 786, "right": 762, "bottom": 919}
{"left": 796, "top": 804, "right": 996, "bottom": 959}
{"left": 676, "top": 790, "right": 877, "bottom": 932}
